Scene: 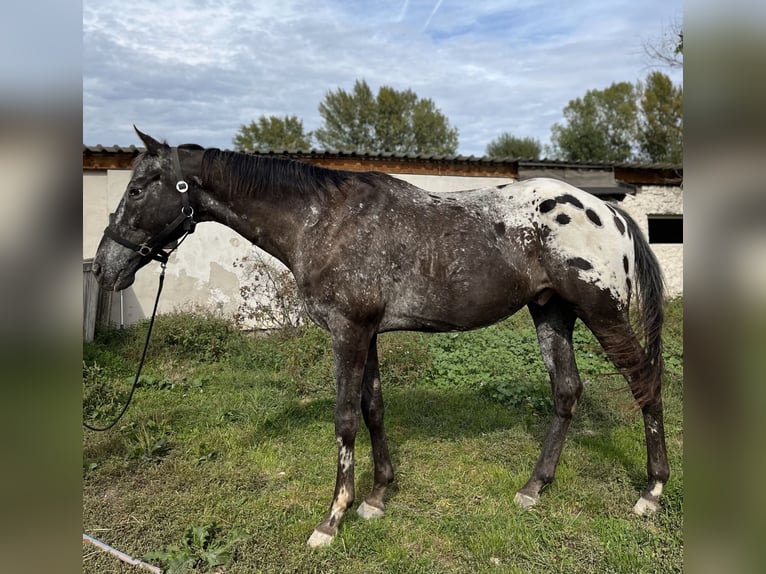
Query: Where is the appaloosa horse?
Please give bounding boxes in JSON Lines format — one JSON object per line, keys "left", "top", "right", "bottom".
{"left": 93, "top": 128, "right": 669, "bottom": 547}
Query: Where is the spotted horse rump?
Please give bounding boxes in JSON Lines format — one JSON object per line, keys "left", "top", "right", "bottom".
{"left": 93, "top": 128, "right": 670, "bottom": 547}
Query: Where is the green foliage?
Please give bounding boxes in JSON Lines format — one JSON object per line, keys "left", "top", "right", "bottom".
{"left": 82, "top": 361, "right": 130, "bottom": 426}
{"left": 485, "top": 132, "right": 542, "bottom": 159}
{"left": 145, "top": 522, "right": 248, "bottom": 574}
{"left": 550, "top": 81, "right": 639, "bottom": 162}
{"left": 121, "top": 419, "right": 173, "bottom": 462}
{"left": 314, "top": 79, "right": 459, "bottom": 155}
{"left": 481, "top": 378, "right": 551, "bottom": 413}
{"left": 549, "top": 72, "right": 683, "bottom": 163}
{"left": 637, "top": 71, "right": 683, "bottom": 163}
{"left": 84, "top": 300, "right": 684, "bottom": 573}
{"left": 232, "top": 114, "right": 312, "bottom": 152}
{"left": 149, "top": 310, "right": 238, "bottom": 363}
{"left": 426, "top": 321, "right": 547, "bottom": 392}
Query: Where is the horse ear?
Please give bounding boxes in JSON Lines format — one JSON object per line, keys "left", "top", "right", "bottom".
{"left": 134, "top": 126, "right": 169, "bottom": 156}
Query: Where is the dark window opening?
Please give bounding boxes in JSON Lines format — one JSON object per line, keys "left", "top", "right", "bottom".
{"left": 648, "top": 216, "right": 683, "bottom": 244}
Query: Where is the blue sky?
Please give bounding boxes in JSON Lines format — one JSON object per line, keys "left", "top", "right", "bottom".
{"left": 83, "top": 0, "right": 682, "bottom": 156}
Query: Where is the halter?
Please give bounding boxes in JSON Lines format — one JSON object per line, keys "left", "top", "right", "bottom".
{"left": 102, "top": 147, "right": 197, "bottom": 264}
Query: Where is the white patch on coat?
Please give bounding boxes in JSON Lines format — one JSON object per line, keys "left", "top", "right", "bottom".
{"left": 518, "top": 178, "right": 633, "bottom": 305}
{"left": 437, "top": 178, "right": 633, "bottom": 305}
{"left": 339, "top": 445, "right": 353, "bottom": 473}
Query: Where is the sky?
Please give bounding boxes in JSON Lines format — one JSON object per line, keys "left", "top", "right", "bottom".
{"left": 83, "top": 0, "right": 683, "bottom": 157}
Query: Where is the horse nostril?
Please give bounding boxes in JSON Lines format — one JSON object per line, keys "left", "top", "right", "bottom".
{"left": 92, "top": 262, "right": 102, "bottom": 276}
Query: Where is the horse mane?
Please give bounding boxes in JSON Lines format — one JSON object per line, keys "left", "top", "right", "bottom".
{"left": 200, "top": 148, "right": 356, "bottom": 202}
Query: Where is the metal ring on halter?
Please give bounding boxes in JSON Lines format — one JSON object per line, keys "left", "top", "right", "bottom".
{"left": 176, "top": 180, "right": 189, "bottom": 193}
{"left": 181, "top": 206, "right": 194, "bottom": 217}
{"left": 138, "top": 244, "right": 153, "bottom": 257}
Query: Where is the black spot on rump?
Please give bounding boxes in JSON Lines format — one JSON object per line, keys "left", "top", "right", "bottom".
{"left": 539, "top": 199, "right": 556, "bottom": 213}
{"left": 568, "top": 257, "right": 593, "bottom": 271}
{"left": 586, "top": 209, "right": 602, "bottom": 226}
{"left": 623, "top": 255, "right": 629, "bottom": 273}
{"left": 557, "top": 194, "right": 584, "bottom": 209}
{"left": 494, "top": 221, "right": 506, "bottom": 236}
{"left": 556, "top": 213, "right": 571, "bottom": 225}
{"left": 626, "top": 277, "right": 632, "bottom": 295}
{"left": 613, "top": 215, "right": 626, "bottom": 234}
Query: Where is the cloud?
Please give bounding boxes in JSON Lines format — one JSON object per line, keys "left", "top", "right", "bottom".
{"left": 84, "top": 0, "right": 683, "bottom": 155}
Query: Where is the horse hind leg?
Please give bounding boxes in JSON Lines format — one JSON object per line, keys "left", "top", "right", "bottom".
{"left": 579, "top": 308, "right": 669, "bottom": 516}
{"left": 357, "top": 335, "right": 395, "bottom": 520}
{"left": 515, "top": 297, "right": 581, "bottom": 508}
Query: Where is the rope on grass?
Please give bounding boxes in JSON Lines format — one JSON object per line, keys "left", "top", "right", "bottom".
{"left": 83, "top": 533, "right": 161, "bottom": 573}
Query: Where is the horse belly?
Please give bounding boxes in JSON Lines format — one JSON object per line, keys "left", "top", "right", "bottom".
{"left": 380, "top": 256, "right": 535, "bottom": 332}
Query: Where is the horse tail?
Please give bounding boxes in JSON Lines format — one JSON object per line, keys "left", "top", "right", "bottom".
{"left": 618, "top": 206, "right": 666, "bottom": 406}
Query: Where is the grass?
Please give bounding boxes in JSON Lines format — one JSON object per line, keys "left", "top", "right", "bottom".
{"left": 83, "top": 300, "right": 683, "bottom": 573}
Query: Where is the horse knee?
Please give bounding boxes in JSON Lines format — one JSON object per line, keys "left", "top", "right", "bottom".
{"left": 552, "top": 377, "right": 582, "bottom": 417}
{"left": 335, "top": 407, "right": 361, "bottom": 434}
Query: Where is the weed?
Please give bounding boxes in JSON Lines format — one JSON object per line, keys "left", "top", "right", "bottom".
{"left": 121, "top": 420, "right": 173, "bottom": 462}
{"left": 480, "top": 378, "right": 552, "bottom": 413}
{"left": 150, "top": 310, "right": 238, "bottom": 364}
{"left": 233, "top": 250, "right": 308, "bottom": 331}
{"left": 145, "top": 522, "right": 248, "bottom": 574}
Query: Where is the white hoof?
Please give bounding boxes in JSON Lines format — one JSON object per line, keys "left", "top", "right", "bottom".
{"left": 307, "top": 529, "right": 334, "bottom": 548}
{"left": 513, "top": 492, "right": 538, "bottom": 509}
{"left": 633, "top": 496, "right": 659, "bottom": 516}
{"left": 357, "top": 501, "right": 385, "bottom": 520}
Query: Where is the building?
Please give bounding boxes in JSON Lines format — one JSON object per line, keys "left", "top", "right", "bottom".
{"left": 83, "top": 146, "right": 682, "bottom": 329}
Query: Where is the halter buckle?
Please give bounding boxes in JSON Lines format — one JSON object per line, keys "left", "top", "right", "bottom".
{"left": 176, "top": 180, "right": 189, "bottom": 193}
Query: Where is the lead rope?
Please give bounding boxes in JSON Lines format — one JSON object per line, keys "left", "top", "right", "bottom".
{"left": 83, "top": 263, "right": 167, "bottom": 432}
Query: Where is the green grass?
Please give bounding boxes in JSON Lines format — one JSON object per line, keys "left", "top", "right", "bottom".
{"left": 83, "top": 301, "right": 683, "bottom": 573}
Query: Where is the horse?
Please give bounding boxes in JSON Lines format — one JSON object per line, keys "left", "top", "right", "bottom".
{"left": 92, "top": 128, "right": 669, "bottom": 547}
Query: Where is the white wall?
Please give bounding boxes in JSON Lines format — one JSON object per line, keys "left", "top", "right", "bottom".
{"left": 83, "top": 170, "right": 683, "bottom": 327}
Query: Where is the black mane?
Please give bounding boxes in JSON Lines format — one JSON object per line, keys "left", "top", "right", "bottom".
{"left": 201, "top": 148, "right": 355, "bottom": 201}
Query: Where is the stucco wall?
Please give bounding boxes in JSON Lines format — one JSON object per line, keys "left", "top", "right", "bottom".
{"left": 617, "top": 185, "right": 684, "bottom": 298}
{"left": 83, "top": 170, "right": 683, "bottom": 327}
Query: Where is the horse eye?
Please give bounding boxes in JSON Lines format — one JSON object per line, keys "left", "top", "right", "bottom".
{"left": 128, "top": 187, "right": 143, "bottom": 199}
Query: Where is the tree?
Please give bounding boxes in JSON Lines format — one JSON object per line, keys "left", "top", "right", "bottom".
{"left": 644, "top": 19, "right": 683, "bottom": 69}
{"left": 637, "top": 71, "right": 683, "bottom": 163}
{"left": 485, "top": 133, "right": 541, "bottom": 159}
{"left": 233, "top": 115, "right": 312, "bottom": 152}
{"left": 548, "top": 73, "right": 682, "bottom": 164}
{"left": 314, "top": 79, "right": 459, "bottom": 155}
{"left": 549, "top": 82, "right": 638, "bottom": 162}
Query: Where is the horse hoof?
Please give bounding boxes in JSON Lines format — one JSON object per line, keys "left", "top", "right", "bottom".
{"left": 633, "top": 496, "right": 660, "bottom": 516}
{"left": 513, "top": 492, "right": 538, "bottom": 509}
{"left": 307, "top": 529, "right": 335, "bottom": 548}
{"left": 357, "top": 501, "right": 385, "bottom": 520}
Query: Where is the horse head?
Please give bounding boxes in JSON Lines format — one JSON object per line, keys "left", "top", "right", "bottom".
{"left": 92, "top": 127, "right": 198, "bottom": 290}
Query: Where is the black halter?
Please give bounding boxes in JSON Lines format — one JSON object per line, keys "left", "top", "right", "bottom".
{"left": 102, "top": 148, "right": 197, "bottom": 264}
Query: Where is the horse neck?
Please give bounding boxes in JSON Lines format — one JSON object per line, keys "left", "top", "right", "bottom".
{"left": 195, "top": 152, "right": 320, "bottom": 268}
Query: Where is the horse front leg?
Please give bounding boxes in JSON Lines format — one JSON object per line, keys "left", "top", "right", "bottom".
{"left": 307, "top": 322, "right": 374, "bottom": 548}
